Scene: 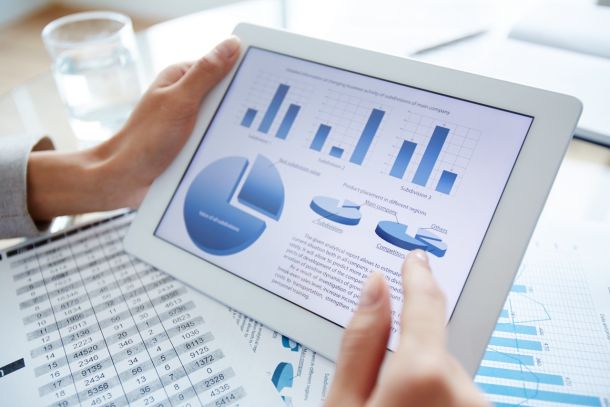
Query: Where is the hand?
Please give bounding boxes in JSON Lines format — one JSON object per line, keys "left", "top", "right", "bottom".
{"left": 325, "top": 250, "right": 489, "bottom": 407}
{"left": 27, "top": 36, "right": 241, "bottom": 220}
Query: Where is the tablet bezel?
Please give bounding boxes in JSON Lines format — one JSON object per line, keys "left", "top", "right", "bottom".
{"left": 124, "top": 23, "right": 581, "bottom": 375}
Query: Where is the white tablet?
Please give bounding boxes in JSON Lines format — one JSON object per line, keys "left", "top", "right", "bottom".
{"left": 125, "top": 23, "right": 581, "bottom": 374}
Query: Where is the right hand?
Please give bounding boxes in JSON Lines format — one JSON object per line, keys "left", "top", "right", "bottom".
{"left": 325, "top": 250, "right": 489, "bottom": 407}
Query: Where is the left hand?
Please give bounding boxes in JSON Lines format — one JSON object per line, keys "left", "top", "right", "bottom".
{"left": 28, "top": 36, "right": 241, "bottom": 220}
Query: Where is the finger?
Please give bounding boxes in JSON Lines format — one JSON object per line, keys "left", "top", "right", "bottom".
{"left": 177, "top": 36, "right": 241, "bottom": 99}
{"left": 152, "top": 62, "right": 195, "bottom": 88}
{"left": 400, "top": 250, "right": 446, "bottom": 350}
{"left": 327, "top": 272, "right": 391, "bottom": 405}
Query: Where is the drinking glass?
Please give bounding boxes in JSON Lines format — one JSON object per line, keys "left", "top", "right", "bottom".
{"left": 42, "top": 11, "right": 142, "bottom": 147}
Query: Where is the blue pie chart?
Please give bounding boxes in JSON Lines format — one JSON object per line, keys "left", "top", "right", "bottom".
{"left": 183, "top": 155, "right": 284, "bottom": 256}
{"left": 271, "top": 362, "right": 294, "bottom": 392}
{"left": 375, "top": 221, "right": 447, "bottom": 257}
{"left": 310, "top": 196, "right": 361, "bottom": 225}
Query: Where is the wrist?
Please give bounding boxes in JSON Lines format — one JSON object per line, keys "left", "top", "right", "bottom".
{"left": 27, "top": 147, "right": 110, "bottom": 220}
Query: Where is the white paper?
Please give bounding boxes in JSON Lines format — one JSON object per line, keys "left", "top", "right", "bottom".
{"left": 476, "top": 222, "right": 610, "bottom": 406}
{"left": 0, "top": 213, "right": 282, "bottom": 407}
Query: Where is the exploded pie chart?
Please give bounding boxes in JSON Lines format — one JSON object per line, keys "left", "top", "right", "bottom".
{"left": 183, "top": 155, "right": 284, "bottom": 256}
{"left": 375, "top": 221, "right": 447, "bottom": 257}
{"left": 310, "top": 196, "right": 361, "bottom": 225}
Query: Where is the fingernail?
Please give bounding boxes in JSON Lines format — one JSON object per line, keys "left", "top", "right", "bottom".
{"left": 409, "top": 249, "right": 429, "bottom": 264}
{"left": 359, "top": 273, "right": 383, "bottom": 307}
{"left": 215, "top": 36, "right": 240, "bottom": 59}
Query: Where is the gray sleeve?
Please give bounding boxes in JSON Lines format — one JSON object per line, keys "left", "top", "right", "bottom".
{"left": 0, "top": 136, "right": 55, "bottom": 238}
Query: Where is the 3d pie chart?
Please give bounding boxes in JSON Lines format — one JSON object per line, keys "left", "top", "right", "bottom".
{"left": 183, "top": 155, "right": 284, "bottom": 255}
{"left": 375, "top": 221, "right": 447, "bottom": 257}
{"left": 271, "top": 362, "right": 294, "bottom": 393}
{"left": 309, "top": 196, "right": 361, "bottom": 225}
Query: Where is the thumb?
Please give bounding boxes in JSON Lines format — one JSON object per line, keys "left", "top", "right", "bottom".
{"left": 326, "top": 272, "right": 391, "bottom": 406}
{"left": 177, "top": 36, "right": 241, "bottom": 100}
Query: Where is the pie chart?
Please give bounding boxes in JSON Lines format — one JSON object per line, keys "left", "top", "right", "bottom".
{"left": 271, "top": 362, "right": 294, "bottom": 393}
{"left": 375, "top": 221, "right": 447, "bottom": 257}
{"left": 310, "top": 196, "right": 361, "bottom": 225}
{"left": 183, "top": 155, "right": 284, "bottom": 256}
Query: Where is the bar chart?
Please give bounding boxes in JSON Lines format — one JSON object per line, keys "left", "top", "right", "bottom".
{"left": 239, "top": 79, "right": 477, "bottom": 196}
{"left": 387, "top": 113, "right": 478, "bottom": 195}
{"left": 475, "top": 227, "right": 610, "bottom": 407}
{"left": 241, "top": 82, "right": 388, "bottom": 165}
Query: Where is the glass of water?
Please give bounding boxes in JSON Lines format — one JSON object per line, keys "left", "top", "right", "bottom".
{"left": 42, "top": 11, "right": 142, "bottom": 147}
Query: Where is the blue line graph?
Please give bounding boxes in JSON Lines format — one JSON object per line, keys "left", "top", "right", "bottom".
{"left": 489, "top": 336, "right": 543, "bottom": 351}
{"left": 479, "top": 383, "right": 601, "bottom": 406}
{"left": 495, "top": 323, "right": 537, "bottom": 335}
{"left": 478, "top": 258, "right": 609, "bottom": 407}
{"left": 483, "top": 350, "right": 534, "bottom": 366}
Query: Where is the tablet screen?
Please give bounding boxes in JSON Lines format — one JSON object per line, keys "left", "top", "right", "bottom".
{"left": 155, "top": 47, "right": 533, "bottom": 350}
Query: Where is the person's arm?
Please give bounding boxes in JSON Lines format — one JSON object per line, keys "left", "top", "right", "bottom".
{"left": 0, "top": 136, "right": 55, "bottom": 238}
{"left": 27, "top": 36, "right": 241, "bottom": 221}
{"left": 326, "top": 250, "right": 489, "bottom": 407}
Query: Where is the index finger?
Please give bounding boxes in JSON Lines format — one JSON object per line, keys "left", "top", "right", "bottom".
{"left": 399, "top": 250, "right": 447, "bottom": 350}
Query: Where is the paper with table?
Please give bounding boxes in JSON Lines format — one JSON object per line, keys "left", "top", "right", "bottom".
{"left": 0, "top": 212, "right": 282, "bottom": 407}
{"left": 0, "top": 213, "right": 608, "bottom": 406}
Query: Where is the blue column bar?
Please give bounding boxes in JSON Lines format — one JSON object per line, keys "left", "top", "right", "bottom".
{"left": 241, "top": 108, "right": 257, "bottom": 128}
{"left": 511, "top": 284, "right": 527, "bottom": 293}
{"left": 412, "top": 126, "right": 449, "bottom": 186}
{"left": 490, "top": 336, "right": 543, "bottom": 351}
{"left": 329, "top": 146, "right": 344, "bottom": 158}
{"left": 275, "top": 104, "right": 300, "bottom": 140}
{"left": 477, "top": 383, "right": 601, "bottom": 406}
{"left": 349, "top": 108, "right": 385, "bottom": 165}
{"left": 495, "top": 323, "right": 538, "bottom": 335}
{"left": 390, "top": 140, "right": 417, "bottom": 178}
{"left": 258, "top": 84, "right": 289, "bottom": 133}
{"left": 436, "top": 170, "right": 457, "bottom": 194}
{"left": 310, "top": 125, "right": 331, "bottom": 151}
{"left": 477, "top": 366, "right": 564, "bottom": 385}
{"left": 482, "top": 350, "right": 534, "bottom": 366}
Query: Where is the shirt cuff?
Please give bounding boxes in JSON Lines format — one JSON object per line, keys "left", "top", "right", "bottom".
{"left": 0, "top": 135, "right": 56, "bottom": 238}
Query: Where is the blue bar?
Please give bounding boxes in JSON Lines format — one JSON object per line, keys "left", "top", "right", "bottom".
{"left": 390, "top": 140, "right": 417, "bottom": 178}
{"left": 241, "top": 108, "right": 257, "bottom": 128}
{"left": 412, "top": 126, "right": 449, "bottom": 186}
{"left": 310, "top": 125, "right": 331, "bottom": 152}
{"left": 490, "top": 337, "right": 543, "bottom": 351}
{"left": 329, "top": 146, "right": 344, "bottom": 158}
{"left": 258, "top": 84, "right": 289, "bottom": 133}
{"left": 512, "top": 284, "right": 527, "bottom": 293}
{"left": 495, "top": 323, "right": 538, "bottom": 335}
{"left": 349, "top": 109, "right": 385, "bottom": 165}
{"left": 477, "top": 366, "right": 564, "bottom": 385}
{"left": 483, "top": 350, "right": 534, "bottom": 366}
{"left": 275, "top": 104, "right": 300, "bottom": 140}
{"left": 436, "top": 170, "right": 457, "bottom": 194}
{"left": 500, "top": 309, "right": 509, "bottom": 318}
{"left": 477, "top": 383, "right": 601, "bottom": 406}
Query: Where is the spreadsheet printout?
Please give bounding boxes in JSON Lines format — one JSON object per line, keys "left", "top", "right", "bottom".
{"left": 0, "top": 212, "right": 282, "bottom": 407}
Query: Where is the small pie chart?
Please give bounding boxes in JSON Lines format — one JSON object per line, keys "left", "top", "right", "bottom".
{"left": 183, "top": 155, "right": 284, "bottom": 256}
{"left": 271, "top": 362, "right": 294, "bottom": 393}
{"left": 375, "top": 221, "right": 447, "bottom": 257}
{"left": 310, "top": 196, "right": 361, "bottom": 225}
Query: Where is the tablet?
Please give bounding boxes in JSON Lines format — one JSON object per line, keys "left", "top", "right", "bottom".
{"left": 125, "top": 23, "right": 581, "bottom": 374}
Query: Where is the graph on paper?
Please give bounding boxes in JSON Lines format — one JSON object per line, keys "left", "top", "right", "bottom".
{"left": 476, "top": 223, "right": 610, "bottom": 407}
